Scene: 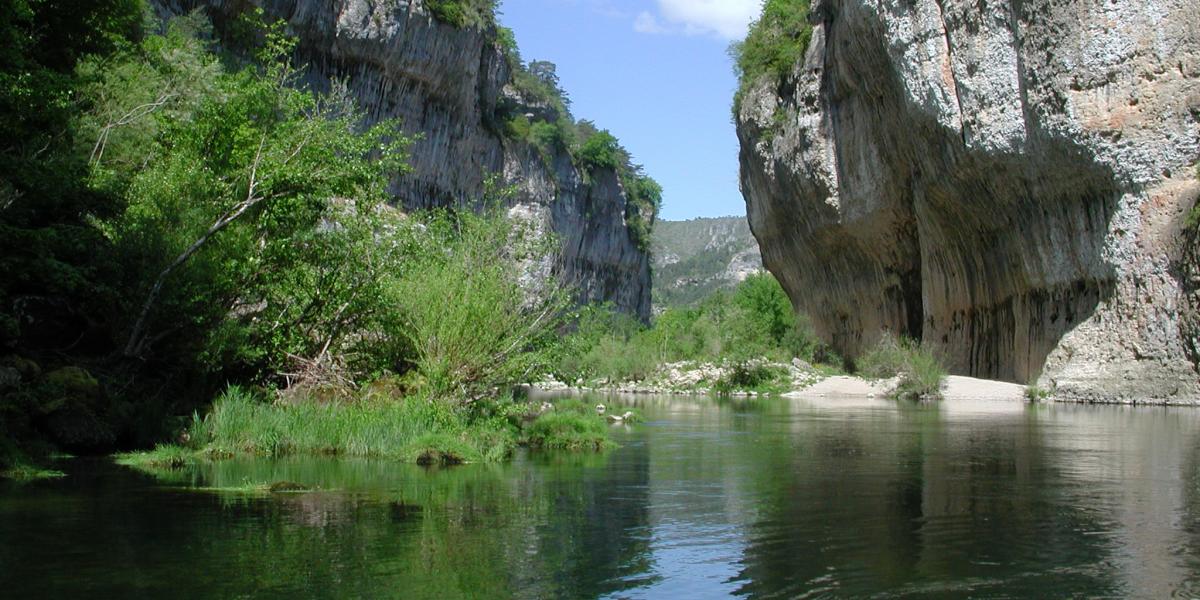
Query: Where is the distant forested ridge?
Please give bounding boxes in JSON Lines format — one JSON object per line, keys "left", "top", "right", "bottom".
{"left": 652, "top": 217, "right": 762, "bottom": 309}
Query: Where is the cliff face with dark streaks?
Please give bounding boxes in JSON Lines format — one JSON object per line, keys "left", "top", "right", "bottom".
{"left": 737, "top": 0, "right": 1200, "bottom": 402}
{"left": 153, "top": 0, "right": 652, "bottom": 319}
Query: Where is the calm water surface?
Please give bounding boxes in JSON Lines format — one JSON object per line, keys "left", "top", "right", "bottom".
{"left": 3, "top": 394, "right": 1200, "bottom": 598}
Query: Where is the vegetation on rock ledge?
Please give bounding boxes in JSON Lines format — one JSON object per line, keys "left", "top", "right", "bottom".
{"left": 731, "top": 0, "right": 814, "bottom": 115}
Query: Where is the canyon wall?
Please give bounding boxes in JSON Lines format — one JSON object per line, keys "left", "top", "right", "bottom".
{"left": 153, "top": 0, "right": 652, "bottom": 319}
{"left": 737, "top": 0, "right": 1200, "bottom": 402}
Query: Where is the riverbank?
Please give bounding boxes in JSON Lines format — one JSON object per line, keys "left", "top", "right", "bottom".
{"left": 536, "top": 359, "right": 1031, "bottom": 402}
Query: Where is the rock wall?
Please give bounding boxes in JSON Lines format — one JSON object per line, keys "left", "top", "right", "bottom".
{"left": 737, "top": 0, "right": 1200, "bottom": 402}
{"left": 152, "top": 0, "right": 652, "bottom": 319}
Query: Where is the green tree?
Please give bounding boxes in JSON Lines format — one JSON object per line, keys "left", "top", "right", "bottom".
{"left": 106, "top": 19, "right": 411, "bottom": 364}
{"left": 576, "top": 130, "right": 624, "bottom": 171}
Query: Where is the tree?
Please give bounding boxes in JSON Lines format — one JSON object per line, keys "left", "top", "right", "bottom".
{"left": 105, "top": 18, "right": 411, "bottom": 362}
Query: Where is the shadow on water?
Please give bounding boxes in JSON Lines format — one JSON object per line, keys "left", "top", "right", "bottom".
{"left": 2, "top": 394, "right": 1200, "bottom": 598}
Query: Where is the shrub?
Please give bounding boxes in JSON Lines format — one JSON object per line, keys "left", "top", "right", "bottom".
{"left": 731, "top": 0, "right": 814, "bottom": 114}
{"left": 857, "top": 335, "right": 947, "bottom": 400}
{"left": 1025, "top": 385, "right": 1052, "bottom": 402}
{"left": 425, "top": 0, "right": 498, "bottom": 29}
{"left": 576, "top": 130, "right": 624, "bottom": 171}
{"left": 713, "top": 361, "right": 787, "bottom": 394}
{"left": 385, "top": 209, "right": 570, "bottom": 400}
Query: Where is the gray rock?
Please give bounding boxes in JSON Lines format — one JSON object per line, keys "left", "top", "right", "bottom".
{"left": 737, "top": 0, "right": 1200, "bottom": 403}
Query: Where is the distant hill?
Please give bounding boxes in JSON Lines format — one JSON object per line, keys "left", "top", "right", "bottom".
{"left": 652, "top": 216, "right": 763, "bottom": 309}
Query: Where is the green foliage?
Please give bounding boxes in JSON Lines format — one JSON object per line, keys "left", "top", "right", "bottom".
{"left": 385, "top": 208, "right": 570, "bottom": 400}
{"left": 186, "top": 385, "right": 516, "bottom": 462}
{"left": 621, "top": 168, "right": 662, "bottom": 252}
{"left": 556, "top": 273, "right": 831, "bottom": 384}
{"left": 521, "top": 412, "right": 611, "bottom": 452}
{"left": 116, "top": 384, "right": 618, "bottom": 465}
{"left": 713, "top": 362, "right": 788, "bottom": 395}
{"left": 114, "top": 444, "right": 197, "bottom": 469}
{"left": 0, "top": 0, "right": 146, "bottom": 355}
{"left": 731, "top": 0, "right": 813, "bottom": 115}
{"left": 1025, "top": 385, "right": 1052, "bottom": 402}
{"left": 497, "top": 48, "right": 658, "bottom": 253}
{"left": 96, "top": 16, "right": 411, "bottom": 368}
{"left": 2, "top": 4, "right": 642, "bottom": 462}
{"left": 857, "top": 335, "right": 947, "bottom": 400}
{"left": 1186, "top": 165, "right": 1200, "bottom": 230}
{"left": 577, "top": 130, "right": 624, "bottom": 171}
{"left": 425, "top": 0, "right": 498, "bottom": 29}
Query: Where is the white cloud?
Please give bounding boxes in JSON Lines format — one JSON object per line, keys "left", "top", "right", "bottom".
{"left": 638, "top": 0, "right": 761, "bottom": 40}
{"left": 633, "top": 11, "right": 668, "bottom": 34}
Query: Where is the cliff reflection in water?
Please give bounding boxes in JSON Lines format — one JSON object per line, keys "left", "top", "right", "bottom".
{"left": 2, "top": 395, "right": 1199, "bottom": 598}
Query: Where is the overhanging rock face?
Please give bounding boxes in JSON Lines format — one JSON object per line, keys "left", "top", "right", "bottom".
{"left": 152, "top": 0, "right": 653, "bottom": 320}
{"left": 737, "top": 0, "right": 1200, "bottom": 402}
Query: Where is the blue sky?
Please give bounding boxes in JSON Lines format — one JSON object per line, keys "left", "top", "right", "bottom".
{"left": 497, "top": 0, "right": 760, "bottom": 221}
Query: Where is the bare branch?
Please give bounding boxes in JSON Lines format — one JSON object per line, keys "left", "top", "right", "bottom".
{"left": 124, "top": 135, "right": 269, "bottom": 357}
{"left": 91, "top": 91, "right": 177, "bottom": 167}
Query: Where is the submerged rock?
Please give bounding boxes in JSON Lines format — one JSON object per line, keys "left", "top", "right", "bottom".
{"left": 737, "top": 0, "right": 1200, "bottom": 403}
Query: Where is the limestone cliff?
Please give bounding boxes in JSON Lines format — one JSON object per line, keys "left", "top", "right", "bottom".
{"left": 152, "top": 0, "right": 652, "bottom": 319}
{"left": 737, "top": 0, "right": 1200, "bottom": 402}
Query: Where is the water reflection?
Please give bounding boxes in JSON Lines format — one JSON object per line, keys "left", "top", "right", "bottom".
{"left": 1, "top": 395, "right": 1198, "bottom": 598}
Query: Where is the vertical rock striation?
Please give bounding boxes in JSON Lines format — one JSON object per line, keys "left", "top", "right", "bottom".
{"left": 737, "top": 0, "right": 1200, "bottom": 402}
{"left": 152, "top": 0, "right": 652, "bottom": 319}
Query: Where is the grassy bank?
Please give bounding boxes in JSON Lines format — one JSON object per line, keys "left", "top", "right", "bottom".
{"left": 1, "top": 462, "right": 66, "bottom": 481}
{"left": 116, "top": 386, "right": 621, "bottom": 470}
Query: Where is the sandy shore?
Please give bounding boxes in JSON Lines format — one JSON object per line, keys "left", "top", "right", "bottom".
{"left": 790, "top": 375, "right": 1027, "bottom": 401}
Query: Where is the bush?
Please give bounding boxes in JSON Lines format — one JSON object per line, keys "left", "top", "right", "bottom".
{"left": 857, "top": 335, "right": 947, "bottom": 400}
{"left": 576, "top": 130, "right": 623, "bottom": 171}
{"left": 1025, "top": 385, "right": 1052, "bottom": 402}
{"left": 385, "top": 209, "right": 569, "bottom": 400}
{"left": 713, "top": 362, "right": 788, "bottom": 395}
{"left": 425, "top": 0, "right": 498, "bottom": 29}
{"left": 731, "top": 0, "right": 814, "bottom": 114}
{"left": 521, "top": 412, "right": 611, "bottom": 452}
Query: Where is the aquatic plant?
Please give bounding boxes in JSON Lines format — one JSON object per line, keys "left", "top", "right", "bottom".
{"left": 521, "top": 413, "right": 611, "bottom": 452}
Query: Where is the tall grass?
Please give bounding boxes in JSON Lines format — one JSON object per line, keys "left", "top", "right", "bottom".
{"left": 188, "top": 386, "right": 514, "bottom": 464}
{"left": 116, "top": 386, "right": 617, "bottom": 469}
{"left": 857, "top": 335, "right": 947, "bottom": 400}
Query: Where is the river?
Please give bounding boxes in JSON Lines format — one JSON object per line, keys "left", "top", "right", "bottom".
{"left": 2, "top": 393, "right": 1199, "bottom": 598}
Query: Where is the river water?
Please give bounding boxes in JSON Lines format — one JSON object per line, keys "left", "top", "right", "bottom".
{"left": 2, "top": 394, "right": 1200, "bottom": 598}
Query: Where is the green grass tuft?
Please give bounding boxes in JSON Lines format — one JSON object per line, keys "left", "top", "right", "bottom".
{"left": 1, "top": 463, "right": 66, "bottom": 481}
{"left": 858, "top": 335, "right": 948, "bottom": 401}
{"left": 522, "top": 412, "right": 612, "bottom": 452}
{"left": 115, "top": 385, "right": 626, "bottom": 470}
{"left": 1025, "top": 385, "right": 1052, "bottom": 402}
